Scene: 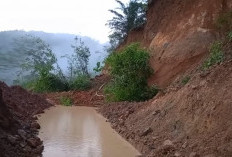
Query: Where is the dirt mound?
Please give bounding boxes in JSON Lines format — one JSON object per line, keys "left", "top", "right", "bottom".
{"left": 46, "top": 74, "right": 109, "bottom": 106}
{"left": 0, "top": 82, "right": 52, "bottom": 157}
{"left": 99, "top": 61, "right": 232, "bottom": 157}
{"left": 118, "top": 0, "right": 232, "bottom": 87}
{"left": 0, "top": 82, "right": 51, "bottom": 121}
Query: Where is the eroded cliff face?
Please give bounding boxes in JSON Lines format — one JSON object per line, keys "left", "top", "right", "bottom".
{"left": 119, "top": 0, "right": 232, "bottom": 87}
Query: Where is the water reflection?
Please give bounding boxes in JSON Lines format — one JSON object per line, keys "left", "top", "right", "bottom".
{"left": 38, "top": 106, "right": 140, "bottom": 157}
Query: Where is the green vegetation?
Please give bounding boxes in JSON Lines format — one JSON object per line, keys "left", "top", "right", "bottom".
{"left": 69, "top": 74, "right": 91, "bottom": 91}
{"left": 93, "top": 62, "right": 103, "bottom": 73}
{"left": 228, "top": 31, "right": 232, "bottom": 41}
{"left": 30, "top": 71, "right": 68, "bottom": 93}
{"left": 106, "top": 0, "right": 147, "bottom": 52}
{"left": 104, "top": 43, "right": 158, "bottom": 102}
{"left": 60, "top": 96, "right": 73, "bottom": 106}
{"left": 202, "top": 41, "right": 224, "bottom": 70}
{"left": 14, "top": 35, "right": 68, "bottom": 93}
{"left": 15, "top": 35, "right": 92, "bottom": 93}
{"left": 68, "top": 37, "right": 90, "bottom": 76}
{"left": 181, "top": 76, "right": 190, "bottom": 85}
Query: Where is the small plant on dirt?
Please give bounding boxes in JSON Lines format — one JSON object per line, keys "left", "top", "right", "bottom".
{"left": 202, "top": 41, "right": 224, "bottom": 70}
{"left": 181, "top": 76, "right": 190, "bottom": 85}
{"left": 145, "top": 85, "right": 160, "bottom": 99}
{"left": 104, "top": 43, "right": 157, "bottom": 102}
{"left": 228, "top": 32, "right": 232, "bottom": 41}
{"left": 60, "top": 96, "right": 73, "bottom": 106}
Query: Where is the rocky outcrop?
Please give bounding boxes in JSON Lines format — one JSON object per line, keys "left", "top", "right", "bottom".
{"left": 118, "top": 0, "right": 232, "bottom": 87}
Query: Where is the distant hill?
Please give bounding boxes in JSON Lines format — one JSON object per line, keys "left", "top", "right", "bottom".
{"left": 0, "top": 30, "right": 108, "bottom": 85}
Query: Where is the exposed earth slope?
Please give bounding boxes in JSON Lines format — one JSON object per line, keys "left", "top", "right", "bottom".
{"left": 118, "top": 0, "right": 232, "bottom": 87}
{"left": 100, "top": 60, "right": 232, "bottom": 157}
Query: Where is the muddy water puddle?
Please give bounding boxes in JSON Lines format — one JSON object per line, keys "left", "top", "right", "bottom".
{"left": 38, "top": 105, "right": 140, "bottom": 157}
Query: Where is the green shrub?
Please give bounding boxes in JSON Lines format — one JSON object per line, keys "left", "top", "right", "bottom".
{"left": 202, "top": 41, "right": 224, "bottom": 70}
{"left": 69, "top": 74, "right": 91, "bottom": 90}
{"left": 104, "top": 43, "right": 156, "bottom": 102}
{"left": 60, "top": 96, "right": 72, "bottom": 106}
{"left": 22, "top": 72, "right": 68, "bottom": 93}
{"left": 181, "top": 76, "right": 190, "bottom": 85}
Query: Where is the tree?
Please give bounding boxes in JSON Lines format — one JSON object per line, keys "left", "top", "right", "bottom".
{"left": 107, "top": 0, "right": 147, "bottom": 50}
{"left": 14, "top": 35, "right": 68, "bottom": 92}
{"left": 14, "top": 35, "right": 57, "bottom": 76}
{"left": 67, "top": 37, "right": 91, "bottom": 78}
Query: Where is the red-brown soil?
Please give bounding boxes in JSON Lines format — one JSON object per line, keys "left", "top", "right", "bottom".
{"left": 0, "top": 82, "right": 52, "bottom": 157}
{"left": 45, "top": 74, "right": 109, "bottom": 107}
{"left": 117, "top": 0, "right": 232, "bottom": 88}
{"left": 99, "top": 60, "right": 232, "bottom": 157}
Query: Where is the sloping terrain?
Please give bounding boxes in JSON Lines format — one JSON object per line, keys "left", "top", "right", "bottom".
{"left": 100, "top": 60, "right": 232, "bottom": 157}
{"left": 0, "top": 82, "right": 52, "bottom": 157}
{"left": 118, "top": 0, "right": 232, "bottom": 87}
{"left": 99, "top": 1, "right": 232, "bottom": 156}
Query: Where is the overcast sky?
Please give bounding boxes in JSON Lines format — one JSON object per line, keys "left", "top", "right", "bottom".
{"left": 0, "top": 0, "right": 129, "bottom": 43}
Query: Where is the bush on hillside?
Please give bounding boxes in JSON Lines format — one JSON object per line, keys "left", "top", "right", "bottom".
{"left": 69, "top": 74, "right": 91, "bottom": 91}
{"left": 104, "top": 43, "right": 158, "bottom": 102}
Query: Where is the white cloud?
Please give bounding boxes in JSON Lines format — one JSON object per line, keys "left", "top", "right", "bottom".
{"left": 0, "top": 0, "right": 129, "bottom": 43}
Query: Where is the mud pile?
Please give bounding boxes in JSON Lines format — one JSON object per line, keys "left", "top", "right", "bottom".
{"left": 0, "top": 82, "right": 52, "bottom": 157}
{"left": 100, "top": 61, "right": 232, "bottom": 157}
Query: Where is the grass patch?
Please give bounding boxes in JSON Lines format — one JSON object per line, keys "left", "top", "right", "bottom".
{"left": 228, "top": 32, "right": 232, "bottom": 41}
{"left": 181, "top": 76, "right": 190, "bottom": 85}
{"left": 202, "top": 41, "right": 224, "bottom": 70}
{"left": 60, "top": 96, "right": 73, "bottom": 106}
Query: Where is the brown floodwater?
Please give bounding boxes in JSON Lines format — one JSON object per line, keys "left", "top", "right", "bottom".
{"left": 38, "top": 105, "right": 140, "bottom": 157}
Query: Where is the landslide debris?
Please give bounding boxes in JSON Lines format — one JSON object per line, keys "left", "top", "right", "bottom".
{"left": 46, "top": 74, "right": 109, "bottom": 106}
{"left": 99, "top": 61, "right": 232, "bottom": 157}
{"left": 0, "top": 82, "right": 52, "bottom": 157}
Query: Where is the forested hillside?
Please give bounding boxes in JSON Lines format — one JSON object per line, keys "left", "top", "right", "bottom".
{"left": 0, "top": 30, "right": 107, "bottom": 85}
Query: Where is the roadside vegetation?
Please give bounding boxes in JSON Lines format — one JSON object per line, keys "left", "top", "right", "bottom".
{"left": 104, "top": 43, "right": 158, "bottom": 102}
{"left": 15, "top": 35, "right": 91, "bottom": 93}
{"left": 60, "top": 96, "right": 73, "bottom": 106}
{"left": 14, "top": 0, "right": 152, "bottom": 101}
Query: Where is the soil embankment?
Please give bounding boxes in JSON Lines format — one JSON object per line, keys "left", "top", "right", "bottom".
{"left": 0, "top": 82, "right": 52, "bottom": 157}
{"left": 118, "top": 0, "right": 232, "bottom": 87}
{"left": 99, "top": 61, "right": 232, "bottom": 157}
